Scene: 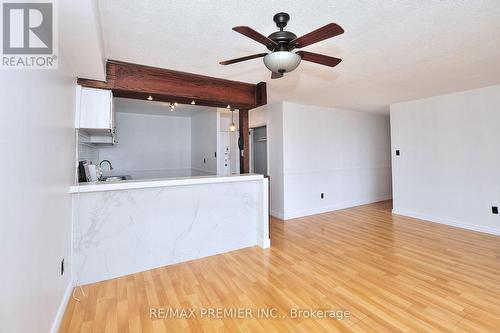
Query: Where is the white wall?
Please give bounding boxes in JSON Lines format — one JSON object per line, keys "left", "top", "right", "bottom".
{"left": 250, "top": 102, "right": 392, "bottom": 220}
{"left": 249, "top": 106, "right": 268, "bottom": 128}
{"left": 391, "top": 85, "right": 500, "bottom": 235}
{"left": 282, "top": 102, "right": 392, "bottom": 219}
{"left": 61, "top": 0, "right": 106, "bottom": 80}
{"left": 250, "top": 103, "right": 284, "bottom": 217}
{"left": 98, "top": 112, "right": 191, "bottom": 173}
{"left": 191, "top": 109, "right": 218, "bottom": 173}
{"left": 0, "top": 54, "right": 75, "bottom": 333}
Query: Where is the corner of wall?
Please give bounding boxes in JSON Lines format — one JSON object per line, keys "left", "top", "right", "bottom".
{"left": 50, "top": 279, "right": 74, "bottom": 333}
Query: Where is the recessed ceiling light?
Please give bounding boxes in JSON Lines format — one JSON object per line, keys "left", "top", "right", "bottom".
{"left": 147, "top": 95, "right": 153, "bottom": 101}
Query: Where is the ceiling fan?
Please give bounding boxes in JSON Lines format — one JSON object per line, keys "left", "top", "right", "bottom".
{"left": 220, "top": 12, "right": 344, "bottom": 79}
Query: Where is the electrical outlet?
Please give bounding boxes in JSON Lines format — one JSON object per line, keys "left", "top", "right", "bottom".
{"left": 61, "top": 259, "right": 65, "bottom": 276}
{"left": 321, "top": 193, "right": 324, "bottom": 199}
{"left": 492, "top": 206, "right": 499, "bottom": 215}
{"left": 396, "top": 150, "right": 400, "bottom": 156}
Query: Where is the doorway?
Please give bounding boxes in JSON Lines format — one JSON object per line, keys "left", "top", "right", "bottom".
{"left": 251, "top": 126, "right": 267, "bottom": 176}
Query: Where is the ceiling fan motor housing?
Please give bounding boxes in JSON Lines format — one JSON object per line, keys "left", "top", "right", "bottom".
{"left": 267, "top": 31, "right": 298, "bottom": 51}
{"left": 267, "top": 12, "right": 297, "bottom": 51}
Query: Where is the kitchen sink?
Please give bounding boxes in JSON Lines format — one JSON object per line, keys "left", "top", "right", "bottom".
{"left": 100, "top": 175, "right": 131, "bottom": 182}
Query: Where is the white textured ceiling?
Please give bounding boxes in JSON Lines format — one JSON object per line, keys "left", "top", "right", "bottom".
{"left": 98, "top": 0, "right": 500, "bottom": 113}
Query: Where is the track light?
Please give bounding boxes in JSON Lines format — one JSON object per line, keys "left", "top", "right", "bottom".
{"left": 168, "top": 102, "right": 177, "bottom": 112}
{"left": 147, "top": 95, "right": 153, "bottom": 101}
{"left": 191, "top": 100, "right": 196, "bottom": 105}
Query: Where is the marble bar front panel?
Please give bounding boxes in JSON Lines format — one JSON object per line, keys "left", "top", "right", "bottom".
{"left": 72, "top": 178, "right": 269, "bottom": 285}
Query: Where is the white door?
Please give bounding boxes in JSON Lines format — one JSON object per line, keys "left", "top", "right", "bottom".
{"left": 219, "top": 132, "right": 231, "bottom": 176}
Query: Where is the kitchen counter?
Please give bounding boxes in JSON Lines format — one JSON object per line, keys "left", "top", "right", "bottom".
{"left": 70, "top": 174, "right": 264, "bottom": 193}
{"left": 71, "top": 174, "right": 269, "bottom": 285}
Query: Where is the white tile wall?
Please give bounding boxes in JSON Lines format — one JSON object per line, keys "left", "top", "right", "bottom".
{"left": 77, "top": 131, "right": 99, "bottom": 165}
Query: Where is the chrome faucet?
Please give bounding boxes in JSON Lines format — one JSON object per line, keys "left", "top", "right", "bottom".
{"left": 99, "top": 159, "right": 114, "bottom": 171}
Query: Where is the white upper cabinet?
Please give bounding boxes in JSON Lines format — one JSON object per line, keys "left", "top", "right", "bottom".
{"left": 76, "top": 86, "right": 114, "bottom": 130}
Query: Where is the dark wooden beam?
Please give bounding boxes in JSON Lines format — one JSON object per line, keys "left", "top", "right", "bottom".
{"left": 77, "top": 60, "right": 266, "bottom": 110}
{"left": 239, "top": 110, "right": 250, "bottom": 173}
{"left": 255, "top": 81, "right": 267, "bottom": 108}
{"left": 76, "top": 78, "right": 108, "bottom": 89}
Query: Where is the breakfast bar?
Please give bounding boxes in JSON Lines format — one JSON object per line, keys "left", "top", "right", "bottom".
{"left": 70, "top": 174, "right": 269, "bottom": 285}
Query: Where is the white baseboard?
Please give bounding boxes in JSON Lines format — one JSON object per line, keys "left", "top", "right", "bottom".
{"left": 260, "top": 238, "right": 271, "bottom": 249}
{"left": 270, "top": 210, "right": 284, "bottom": 220}
{"left": 392, "top": 209, "right": 500, "bottom": 236}
{"left": 282, "top": 196, "right": 392, "bottom": 220}
{"left": 50, "top": 279, "right": 74, "bottom": 333}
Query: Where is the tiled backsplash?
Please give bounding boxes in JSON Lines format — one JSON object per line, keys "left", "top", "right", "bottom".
{"left": 78, "top": 132, "right": 99, "bottom": 165}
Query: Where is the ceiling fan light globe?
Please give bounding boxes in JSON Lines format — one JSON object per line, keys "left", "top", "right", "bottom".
{"left": 263, "top": 51, "right": 301, "bottom": 74}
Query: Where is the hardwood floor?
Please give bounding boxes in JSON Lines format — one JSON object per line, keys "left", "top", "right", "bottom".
{"left": 60, "top": 201, "right": 500, "bottom": 332}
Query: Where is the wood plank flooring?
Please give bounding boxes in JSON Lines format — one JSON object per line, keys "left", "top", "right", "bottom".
{"left": 60, "top": 201, "right": 500, "bottom": 332}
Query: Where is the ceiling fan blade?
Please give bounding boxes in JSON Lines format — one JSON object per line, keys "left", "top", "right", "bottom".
{"left": 233, "top": 26, "right": 277, "bottom": 48}
{"left": 291, "top": 23, "right": 344, "bottom": 48}
{"left": 296, "top": 51, "right": 342, "bottom": 67}
{"left": 220, "top": 53, "right": 268, "bottom": 65}
{"left": 271, "top": 72, "right": 283, "bottom": 79}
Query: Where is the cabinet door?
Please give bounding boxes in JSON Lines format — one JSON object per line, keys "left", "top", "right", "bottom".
{"left": 110, "top": 93, "right": 115, "bottom": 129}
{"left": 78, "top": 88, "right": 112, "bottom": 129}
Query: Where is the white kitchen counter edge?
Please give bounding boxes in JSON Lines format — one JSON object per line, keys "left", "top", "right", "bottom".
{"left": 70, "top": 174, "right": 264, "bottom": 193}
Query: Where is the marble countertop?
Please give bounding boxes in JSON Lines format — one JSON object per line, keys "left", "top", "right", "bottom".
{"left": 70, "top": 174, "right": 264, "bottom": 193}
